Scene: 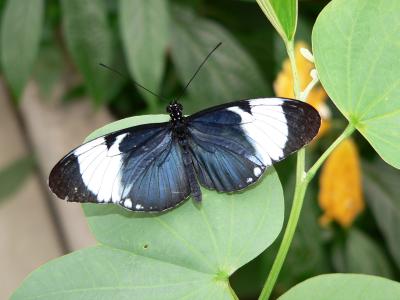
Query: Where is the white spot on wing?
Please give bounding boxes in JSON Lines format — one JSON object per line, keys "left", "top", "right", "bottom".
{"left": 135, "top": 203, "right": 143, "bottom": 210}
{"left": 77, "top": 134, "right": 127, "bottom": 203}
{"left": 227, "top": 98, "right": 289, "bottom": 165}
{"left": 124, "top": 198, "right": 132, "bottom": 209}
{"left": 253, "top": 167, "right": 262, "bottom": 176}
{"left": 246, "top": 177, "right": 253, "bottom": 183}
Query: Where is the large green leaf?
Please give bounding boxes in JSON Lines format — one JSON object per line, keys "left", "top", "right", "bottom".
{"left": 0, "top": 0, "right": 43, "bottom": 99}
{"left": 312, "top": 0, "right": 400, "bottom": 168}
{"left": 0, "top": 156, "right": 35, "bottom": 204}
{"left": 170, "top": 5, "right": 269, "bottom": 113}
{"left": 231, "top": 175, "right": 328, "bottom": 298}
{"left": 256, "top": 0, "right": 297, "bottom": 42}
{"left": 13, "top": 115, "right": 284, "bottom": 299}
{"left": 11, "top": 245, "right": 233, "bottom": 300}
{"left": 119, "top": 0, "right": 169, "bottom": 109}
{"left": 279, "top": 274, "right": 400, "bottom": 300}
{"left": 61, "top": 0, "right": 114, "bottom": 105}
{"left": 346, "top": 229, "right": 393, "bottom": 278}
{"left": 363, "top": 160, "right": 400, "bottom": 269}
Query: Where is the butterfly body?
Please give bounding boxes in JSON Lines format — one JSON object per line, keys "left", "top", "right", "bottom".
{"left": 49, "top": 98, "right": 320, "bottom": 212}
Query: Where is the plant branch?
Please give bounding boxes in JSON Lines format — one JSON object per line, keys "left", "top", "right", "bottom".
{"left": 300, "top": 69, "right": 319, "bottom": 102}
{"left": 258, "top": 178, "right": 308, "bottom": 300}
{"left": 304, "top": 123, "right": 355, "bottom": 184}
{"left": 286, "top": 40, "right": 301, "bottom": 99}
{"left": 259, "top": 39, "right": 304, "bottom": 300}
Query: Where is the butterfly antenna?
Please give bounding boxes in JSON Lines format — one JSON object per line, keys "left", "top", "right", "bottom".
{"left": 99, "top": 63, "right": 168, "bottom": 101}
{"left": 176, "top": 42, "right": 222, "bottom": 101}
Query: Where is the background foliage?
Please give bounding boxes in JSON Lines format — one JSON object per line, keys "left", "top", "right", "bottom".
{"left": 1, "top": 0, "right": 400, "bottom": 299}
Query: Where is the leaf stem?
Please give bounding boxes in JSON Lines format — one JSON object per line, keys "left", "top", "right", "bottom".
{"left": 300, "top": 70, "right": 319, "bottom": 102}
{"left": 227, "top": 280, "right": 240, "bottom": 300}
{"left": 305, "top": 123, "right": 355, "bottom": 184}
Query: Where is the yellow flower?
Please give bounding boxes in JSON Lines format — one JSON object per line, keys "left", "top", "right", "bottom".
{"left": 318, "top": 138, "right": 364, "bottom": 227}
{"left": 274, "top": 41, "right": 330, "bottom": 138}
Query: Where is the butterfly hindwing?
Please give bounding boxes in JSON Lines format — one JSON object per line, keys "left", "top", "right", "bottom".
{"left": 187, "top": 116, "right": 265, "bottom": 192}
{"left": 187, "top": 98, "right": 320, "bottom": 191}
{"left": 49, "top": 122, "right": 191, "bottom": 212}
{"left": 119, "top": 136, "right": 191, "bottom": 211}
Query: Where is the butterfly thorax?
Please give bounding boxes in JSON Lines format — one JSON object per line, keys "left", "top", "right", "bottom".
{"left": 167, "top": 102, "right": 188, "bottom": 143}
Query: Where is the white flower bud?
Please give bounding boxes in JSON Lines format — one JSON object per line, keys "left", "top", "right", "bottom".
{"left": 300, "top": 47, "right": 314, "bottom": 63}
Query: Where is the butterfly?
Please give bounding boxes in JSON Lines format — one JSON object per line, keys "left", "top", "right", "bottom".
{"left": 49, "top": 97, "right": 320, "bottom": 212}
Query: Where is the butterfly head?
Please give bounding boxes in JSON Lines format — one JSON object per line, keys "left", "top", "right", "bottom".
{"left": 167, "top": 101, "right": 184, "bottom": 123}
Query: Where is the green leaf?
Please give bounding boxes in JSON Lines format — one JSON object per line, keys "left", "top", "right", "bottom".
{"left": 13, "top": 115, "right": 284, "bottom": 299}
{"left": 256, "top": 0, "right": 297, "bottom": 42}
{"left": 32, "top": 43, "right": 63, "bottom": 97}
{"left": 60, "top": 0, "right": 114, "bottom": 105}
{"left": 363, "top": 160, "right": 400, "bottom": 269}
{"left": 0, "top": 0, "right": 44, "bottom": 99}
{"left": 11, "top": 245, "right": 233, "bottom": 300}
{"left": 231, "top": 176, "right": 328, "bottom": 298}
{"left": 0, "top": 156, "right": 35, "bottom": 204}
{"left": 279, "top": 274, "right": 400, "bottom": 300}
{"left": 170, "top": 5, "right": 269, "bottom": 113}
{"left": 119, "top": 0, "right": 169, "bottom": 109}
{"left": 346, "top": 229, "right": 393, "bottom": 278}
{"left": 312, "top": 0, "right": 400, "bottom": 168}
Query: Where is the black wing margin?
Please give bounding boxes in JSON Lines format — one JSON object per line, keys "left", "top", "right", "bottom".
{"left": 186, "top": 97, "right": 320, "bottom": 192}
{"left": 49, "top": 122, "right": 191, "bottom": 212}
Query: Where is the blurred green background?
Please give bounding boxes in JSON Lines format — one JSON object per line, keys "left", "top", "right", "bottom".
{"left": 0, "top": 0, "right": 399, "bottom": 299}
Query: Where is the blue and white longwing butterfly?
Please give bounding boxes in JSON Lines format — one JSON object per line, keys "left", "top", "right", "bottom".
{"left": 49, "top": 97, "right": 320, "bottom": 212}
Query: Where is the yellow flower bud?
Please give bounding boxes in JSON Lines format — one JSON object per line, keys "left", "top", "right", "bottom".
{"left": 318, "top": 138, "right": 364, "bottom": 227}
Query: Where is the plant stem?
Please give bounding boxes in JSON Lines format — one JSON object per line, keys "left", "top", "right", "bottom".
{"left": 259, "top": 39, "right": 304, "bottom": 300}
{"left": 258, "top": 179, "right": 308, "bottom": 300}
{"left": 258, "top": 40, "right": 356, "bottom": 300}
{"left": 286, "top": 40, "right": 301, "bottom": 98}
